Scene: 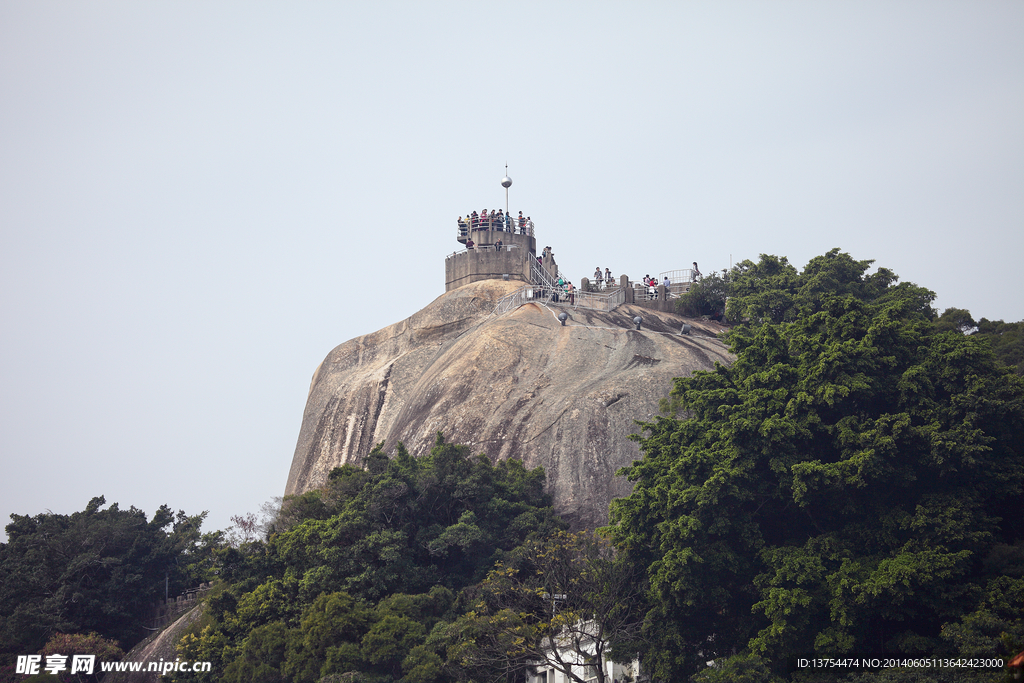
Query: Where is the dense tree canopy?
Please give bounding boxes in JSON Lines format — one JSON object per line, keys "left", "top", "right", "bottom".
{"left": 174, "top": 435, "right": 565, "bottom": 683}
{"left": 607, "top": 250, "right": 1024, "bottom": 680}
{"left": 976, "top": 317, "right": 1024, "bottom": 376}
{"left": 0, "top": 496, "right": 209, "bottom": 662}
{"left": 935, "top": 308, "right": 1023, "bottom": 376}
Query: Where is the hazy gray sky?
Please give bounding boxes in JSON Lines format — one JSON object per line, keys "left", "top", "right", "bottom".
{"left": 2, "top": 2, "right": 1022, "bottom": 540}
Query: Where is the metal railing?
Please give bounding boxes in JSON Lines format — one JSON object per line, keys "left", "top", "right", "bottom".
{"left": 632, "top": 280, "right": 692, "bottom": 302}
{"left": 492, "top": 283, "right": 625, "bottom": 315}
{"left": 632, "top": 284, "right": 663, "bottom": 302}
{"left": 571, "top": 286, "right": 625, "bottom": 311}
{"left": 586, "top": 277, "right": 619, "bottom": 292}
{"left": 659, "top": 268, "right": 696, "bottom": 283}
{"left": 530, "top": 258, "right": 562, "bottom": 289}
{"left": 492, "top": 285, "right": 537, "bottom": 315}
{"left": 457, "top": 220, "right": 534, "bottom": 240}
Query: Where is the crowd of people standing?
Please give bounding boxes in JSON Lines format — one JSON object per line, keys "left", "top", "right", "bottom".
{"left": 457, "top": 210, "right": 534, "bottom": 237}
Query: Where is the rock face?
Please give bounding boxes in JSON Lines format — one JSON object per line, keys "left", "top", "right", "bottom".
{"left": 100, "top": 606, "right": 203, "bottom": 683}
{"left": 286, "top": 280, "right": 732, "bottom": 529}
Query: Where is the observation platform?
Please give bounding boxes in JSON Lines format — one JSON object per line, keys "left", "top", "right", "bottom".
{"left": 445, "top": 212, "right": 550, "bottom": 292}
{"left": 457, "top": 213, "right": 534, "bottom": 242}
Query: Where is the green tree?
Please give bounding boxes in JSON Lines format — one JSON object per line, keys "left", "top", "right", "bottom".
{"left": 676, "top": 271, "right": 730, "bottom": 319}
{"left": 259, "top": 435, "right": 562, "bottom": 604}
{"left": 445, "top": 530, "right": 645, "bottom": 683}
{"left": 934, "top": 307, "right": 977, "bottom": 335}
{"left": 934, "top": 309, "right": 1023, "bottom": 377}
{"left": 173, "top": 436, "right": 564, "bottom": 682}
{"left": 0, "top": 497, "right": 209, "bottom": 660}
{"left": 723, "top": 253, "right": 802, "bottom": 323}
{"left": 291, "top": 591, "right": 373, "bottom": 680}
{"left": 220, "top": 621, "right": 291, "bottom": 683}
{"left": 691, "top": 653, "right": 785, "bottom": 683}
{"left": 606, "top": 250, "right": 1024, "bottom": 680}
{"left": 976, "top": 318, "right": 1024, "bottom": 376}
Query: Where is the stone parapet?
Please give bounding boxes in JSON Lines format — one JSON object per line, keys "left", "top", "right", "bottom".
{"left": 148, "top": 583, "right": 213, "bottom": 630}
{"left": 445, "top": 230, "right": 537, "bottom": 292}
{"left": 445, "top": 247, "right": 531, "bottom": 291}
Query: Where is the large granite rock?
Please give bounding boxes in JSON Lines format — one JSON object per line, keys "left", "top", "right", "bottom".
{"left": 286, "top": 280, "right": 732, "bottom": 528}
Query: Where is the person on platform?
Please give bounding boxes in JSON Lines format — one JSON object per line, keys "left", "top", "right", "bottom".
{"left": 495, "top": 239, "right": 503, "bottom": 251}
{"left": 518, "top": 211, "right": 525, "bottom": 233}
{"left": 663, "top": 275, "right": 671, "bottom": 290}
{"left": 466, "top": 238, "right": 474, "bottom": 249}
{"left": 605, "top": 267, "right": 612, "bottom": 287}
{"left": 692, "top": 262, "right": 702, "bottom": 281}
{"left": 594, "top": 267, "right": 603, "bottom": 289}
{"left": 645, "top": 275, "right": 657, "bottom": 300}
{"left": 527, "top": 217, "right": 534, "bottom": 235}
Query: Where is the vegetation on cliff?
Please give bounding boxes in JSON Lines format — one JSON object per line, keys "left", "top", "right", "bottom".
{"left": 0, "top": 497, "right": 215, "bottom": 679}
{"left": 610, "top": 250, "right": 1024, "bottom": 681}
{"left": 171, "top": 435, "right": 565, "bottom": 682}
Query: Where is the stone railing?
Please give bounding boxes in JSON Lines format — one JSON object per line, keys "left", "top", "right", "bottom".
{"left": 148, "top": 583, "right": 214, "bottom": 630}
{"left": 446, "top": 243, "right": 522, "bottom": 260}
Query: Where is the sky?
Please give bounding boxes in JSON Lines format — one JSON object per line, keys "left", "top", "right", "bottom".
{"left": 2, "top": 2, "right": 1022, "bottom": 542}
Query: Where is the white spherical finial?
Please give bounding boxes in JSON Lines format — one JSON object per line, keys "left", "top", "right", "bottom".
{"left": 501, "top": 176, "right": 512, "bottom": 188}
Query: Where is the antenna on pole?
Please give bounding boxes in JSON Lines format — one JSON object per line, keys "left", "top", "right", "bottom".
{"left": 501, "top": 164, "right": 512, "bottom": 217}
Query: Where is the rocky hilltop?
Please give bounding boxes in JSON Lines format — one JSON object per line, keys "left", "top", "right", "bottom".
{"left": 286, "top": 280, "right": 732, "bottom": 528}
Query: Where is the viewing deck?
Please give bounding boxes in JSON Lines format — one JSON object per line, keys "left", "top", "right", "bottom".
{"left": 445, "top": 213, "right": 549, "bottom": 292}
{"left": 457, "top": 214, "right": 534, "bottom": 244}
